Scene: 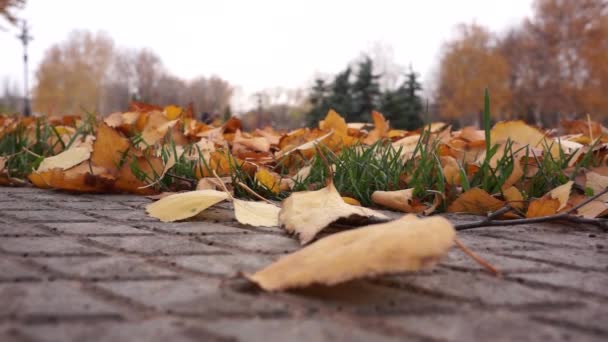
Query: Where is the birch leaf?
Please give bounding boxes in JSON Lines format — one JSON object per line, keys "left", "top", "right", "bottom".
{"left": 234, "top": 199, "right": 280, "bottom": 227}
{"left": 36, "top": 146, "right": 91, "bottom": 173}
{"left": 146, "top": 190, "right": 229, "bottom": 222}
{"left": 279, "top": 182, "right": 389, "bottom": 244}
{"left": 247, "top": 215, "right": 455, "bottom": 291}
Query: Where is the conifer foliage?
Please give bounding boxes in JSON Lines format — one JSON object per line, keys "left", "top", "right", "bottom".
{"left": 307, "top": 57, "right": 423, "bottom": 129}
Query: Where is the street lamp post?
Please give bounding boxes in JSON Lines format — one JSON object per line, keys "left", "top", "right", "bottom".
{"left": 16, "top": 20, "right": 33, "bottom": 116}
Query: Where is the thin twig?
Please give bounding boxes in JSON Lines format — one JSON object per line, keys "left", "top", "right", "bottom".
{"left": 486, "top": 205, "right": 513, "bottom": 220}
{"left": 455, "top": 187, "right": 608, "bottom": 232}
{"left": 236, "top": 181, "right": 278, "bottom": 205}
{"left": 454, "top": 238, "right": 501, "bottom": 276}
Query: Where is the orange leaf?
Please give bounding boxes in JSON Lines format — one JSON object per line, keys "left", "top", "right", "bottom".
{"left": 447, "top": 188, "right": 504, "bottom": 215}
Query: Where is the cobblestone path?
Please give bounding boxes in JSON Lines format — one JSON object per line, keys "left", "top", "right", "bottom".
{"left": 1, "top": 187, "right": 607, "bottom": 341}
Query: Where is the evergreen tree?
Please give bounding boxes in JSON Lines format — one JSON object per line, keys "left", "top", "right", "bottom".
{"left": 327, "top": 67, "right": 353, "bottom": 119}
{"left": 223, "top": 105, "right": 232, "bottom": 122}
{"left": 351, "top": 57, "right": 381, "bottom": 122}
{"left": 307, "top": 79, "right": 330, "bottom": 127}
{"left": 380, "top": 69, "right": 423, "bottom": 130}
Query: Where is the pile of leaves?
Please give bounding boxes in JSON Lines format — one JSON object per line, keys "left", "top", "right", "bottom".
{"left": 2, "top": 99, "right": 607, "bottom": 291}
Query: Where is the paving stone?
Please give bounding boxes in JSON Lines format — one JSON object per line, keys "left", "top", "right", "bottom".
{"left": 2, "top": 210, "right": 96, "bottom": 222}
{"left": 384, "top": 309, "right": 601, "bottom": 342}
{"left": 43, "top": 222, "right": 151, "bottom": 236}
{"left": 441, "top": 248, "right": 556, "bottom": 274}
{"left": 203, "top": 318, "right": 404, "bottom": 342}
{"left": 33, "top": 256, "right": 178, "bottom": 280}
{"left": 0, "top": 281, "right": 122, "bottom": 319}
{"left": 199, "top": 234, "right": 299, "bottom": 254}
{"left": 0, "top": 222, "right": 50, "bottom": 236}
{"left": 0, "top": 258, "right": 43, "bottom": 281}
{"left": 55, "top": 201, "right": 134, "bottom": 210}
{"left": 0, "top": 237, "right": 106, "bottom": 256}
{"left": 493, "top": 247, "right": 608, "bottom": 272}
{"left": 509, "top": 270, "right": 608, "bottom": 297}
{"left": 88, "top": 235, "right": 228, "bottom": 255}
{"left": 86, "top": 209, "right": 159, "bottom": 222}
{"left": 97, "top": 280, "right": 289, "bottom": 316}
{"left": 143, "top": 221, "right": 250, "bottom": 235}
{"left": 11, "top": 191, "right": 93, "bottom": 202}
{"left": 19, "top": 318, "right": 230, "bottom": 342}
{"left": 166, "top": 254, "right": 274, "bottom": 276}
{"left": 0, "top": 201, "right": 55, "bottom": 210}
{"left": 379, "top": 269, "right": 581, "bottom": 306}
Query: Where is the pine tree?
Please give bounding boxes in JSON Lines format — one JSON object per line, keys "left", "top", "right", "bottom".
{"left": 307, "top": 79, "right": 330, "bottom": 127}
{"left": 328, "top": 67, "right": 353, "bottom": 119}
{"left": 380, "top": 69, "right": 423, "bottom": 130}
{"left": 351, "top": 57, "right": 381, "bottom": 122}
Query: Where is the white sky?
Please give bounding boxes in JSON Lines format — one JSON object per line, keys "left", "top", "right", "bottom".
{"left": 1, "top": 0, "right": 534, "bottom": 110}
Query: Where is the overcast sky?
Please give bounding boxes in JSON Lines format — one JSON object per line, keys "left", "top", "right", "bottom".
{"left": 1, "top": 0, "right": 533, "bottom": 109}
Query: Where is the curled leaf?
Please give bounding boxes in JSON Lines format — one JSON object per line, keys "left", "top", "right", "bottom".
{"left": 447, "top": 188, "right": 504, "bottom": 215}
{"left": 247, "top": 215, "right": 455, "bottom": 291}
{"left": 279, "top": 182, "right": 388, "bottom": 244}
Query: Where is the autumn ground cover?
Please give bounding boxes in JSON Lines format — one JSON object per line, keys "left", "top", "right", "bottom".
{"left": 1, "top": 93, "right": 608, "bottom": 290}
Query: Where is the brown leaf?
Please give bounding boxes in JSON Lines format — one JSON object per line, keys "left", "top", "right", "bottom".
{"left": 447, "top": 188, "right": 504, "bottom": 215}
{"left": 91, "top": 123, "right": 131, "bottom": 172}
{"left": 371, "top": 189, "right": 423, "bottom": 213}
{"left": 247, "top": 215, "right": 455, "bottom": 291}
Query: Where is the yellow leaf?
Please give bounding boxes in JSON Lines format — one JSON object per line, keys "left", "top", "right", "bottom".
{"left": 341, "top": 196, "right": 361, "bottom": 206}
{"left": 255, "top": 168, "right": 280, "bottom": 194}
{"left": 279, "top": 182, "right": 388, "bottom": 244}
{"left": 526, "top": 198, "right": 560, "bottom": 218}
{"left": 549, "top": 181, "right": 573, "bottom": 211}
{"left": 36, "top": 146, "right": 91, "bottom": 172}
{"left": 585, "top": 172, "right": 608, "bottom": 201}
{"left": 163, "top": 105, "right": 182, "bottom": 120}
{"left": 247, "top": 215, "right": 455, "bottom": 291}
{"left": 233, "top": 199, "right": 280, "bottom": 227}
{"left": 319, "top": 109, "right": 347, "bottom": 136}
{"left": 503, "top": 186, "right": 524, "bottom": 210}
{"left": 146, "top": 190, "right": 229, "bottom": 222}
{"left": 363, "top": 111, "right": 389, "bottom": 145}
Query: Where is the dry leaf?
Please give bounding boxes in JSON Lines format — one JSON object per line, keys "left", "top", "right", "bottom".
{"left": 36, "top": 146, "right": 91, "bottom": 173}
{"left": 279, "top": 182, "right": 388, "bottom": 244}
{"left": 247, "top": 215, "right": 455, "bottom": 291}
{"left": 146, "top": 190, "right": 229, "bottom": 222}
{"left": 341, "top": 196, "right": 361, "bottom": 206}
{"left": 28, "top": 162, "right": 115, "bottom": 192}
{"left": 363, "top": 111, "right": 389, "bottom": 145}
{"left": 585, "top": 172, "right": 608, "bottom": 201}
{"left": 447, "top": 188, "right": 504, "bottom": 215}
{"left": 255, "top": 168, "right": 280, "bottom": 194}
{"left": 91, "top": 123, "right": 131, "bottom": 172}
{"left": 233, "top": 130, "right": 271, "bottom": 153}
{"left": 503, "top": 186, "right": 524, "bottom": 210}
{"left": 526, "top": 181, "right": 573, "bottom": 218}
{"left": 319, "top": 109, "right": 347, "bottom": 136}
{"left": 371, "top": 189, "right": 422, "bottom": 213}
{"left": 233, "top": 199, "right": 280, "bottom": 227}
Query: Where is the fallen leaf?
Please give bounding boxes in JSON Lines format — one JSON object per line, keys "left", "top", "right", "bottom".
{"left": 447, "top": 188, "right": 504, "bottom": 215}
{"left": 28, "top": 162, "right": 115, "bottom": 192}
{"left": 35, "top": 146, "right": 91, "bottom": 173}
{"left": 247, "top": 215, "right": 455, "bottom": 291}
{"left": 233, "top": 199, "right": 280, "bottom": 227}
{"left": 279, "top": 182, "right": 388, "bottom": 244}
{"left": 341, "top": 196, "right": 361, "bottom": 206}
{"left": 91, "top": 123, "right": 131, "bottom": 172}
{"left": 503, "top": 186, "right": 524, "bottom": 210}
{"left": 585, "top": 172, "right": 608, "bottom": 201}
{"left": 526, "top": 181, "right": 573, "bottom": 217}
{"left": 319, "top": 109, "right": 347, "bottom": 136}
{"left": 526, "top": 198, "right": 560, "bottom": 218}
{"left": 255, "top": 168, "right": 280, "bottom": 194}
{"left": 371, "top": 189, "right": 422, "bottom": 213}
{"left": 146, "top": 190, "right": 229, "bottom": 222}
{"left": 363, "top": 111, "right": 389, "bottom": 144}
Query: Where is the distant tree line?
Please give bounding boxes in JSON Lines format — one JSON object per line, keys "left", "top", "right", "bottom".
{"left": 32, "top": 31, "right": 233, "bottom": 118}
{"left": 307, "top": 56, "right": 424, "bottom": 130}
{"left": 437, "top": 0, "right": 608, "bottom": 126}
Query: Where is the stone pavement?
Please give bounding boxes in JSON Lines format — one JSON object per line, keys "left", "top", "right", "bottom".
{"left": 0, "top": 187, "right": 607, "bottom": 342}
